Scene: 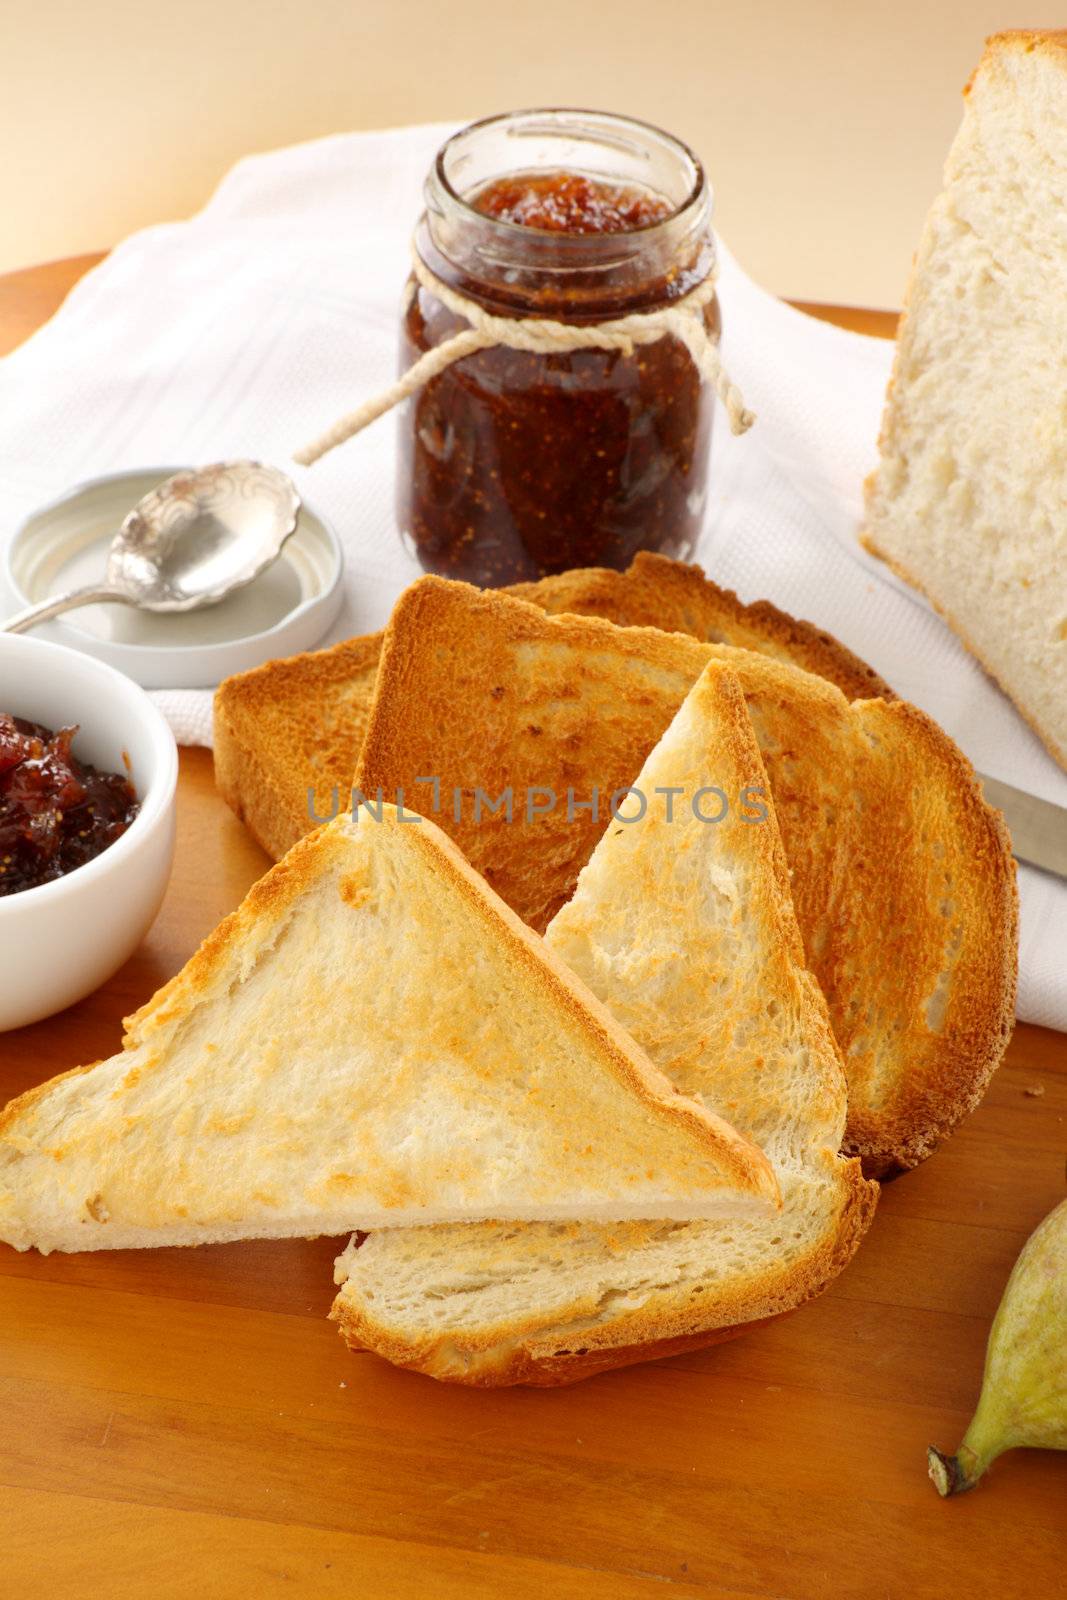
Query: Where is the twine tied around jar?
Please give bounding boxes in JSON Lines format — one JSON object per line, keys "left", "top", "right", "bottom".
{"left": 293, "top": 246, "right": 755, "bottom": 468}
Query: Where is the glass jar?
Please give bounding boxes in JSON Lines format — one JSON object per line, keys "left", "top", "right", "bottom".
{"left": 396, "top": 109, "right": 721, "bottom": 586}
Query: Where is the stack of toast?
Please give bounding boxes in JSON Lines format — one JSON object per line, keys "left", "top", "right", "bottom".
{"left": 0, "top": 555, "right": 1017, "bottom": 1387}
{"left": 216, "top": 555, "right": 1017, "bottom": 1179}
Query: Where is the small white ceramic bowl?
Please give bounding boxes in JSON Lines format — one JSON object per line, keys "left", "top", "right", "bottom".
{"left": 0, "top": 634, "right": 178, "bottom": 1031}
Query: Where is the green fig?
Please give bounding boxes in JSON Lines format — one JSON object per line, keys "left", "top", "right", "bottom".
{"left": 929, "top": 1195, "right": 1067, "bottom": 1496}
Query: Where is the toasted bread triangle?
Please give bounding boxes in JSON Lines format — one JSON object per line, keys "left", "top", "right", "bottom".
{"left": 0, "top": 808, "right": 778, "bottom": 1254}
{"left": 333, "top": 662, "right": 878, "bottom": 1384}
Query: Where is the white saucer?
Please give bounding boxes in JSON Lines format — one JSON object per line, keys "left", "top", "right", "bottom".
{"left": 4, "top": 466, "right": 344, "bottom": 689}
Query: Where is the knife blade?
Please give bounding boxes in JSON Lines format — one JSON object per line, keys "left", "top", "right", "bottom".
{"left": 978, "top": 772, "right": 1067, "bottom": 882}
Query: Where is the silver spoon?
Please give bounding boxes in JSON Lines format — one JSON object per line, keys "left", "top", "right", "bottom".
{"left": 3, "top": 461, "right": 301, "bottom": 634}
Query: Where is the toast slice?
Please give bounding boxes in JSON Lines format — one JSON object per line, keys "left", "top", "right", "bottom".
{"left": 0, "top": 809, "right": 779, "bottom": 1254}
{"left": 213, "top": 555, "right": 891, "bottom": 862}
{"left": 332, "top": 659, "right": 878, "bottom": 1384}
{"left": 513, "top": 551, "right": 894, "bottom": 702}
{"left": 214, "top": 631, "right": 383, "bottom": 861}
{"left": 355, "top": 578, "right": 1017, "bottom": 1176}
{"left": 863, "top": 31, "right": 1067, "bottom": 770}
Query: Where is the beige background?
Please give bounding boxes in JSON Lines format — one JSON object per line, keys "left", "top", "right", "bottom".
{"left": 1, "top": 1, "right": 1040, "bottom": 304}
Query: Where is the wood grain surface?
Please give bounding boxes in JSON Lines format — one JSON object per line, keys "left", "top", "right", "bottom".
{"left": 0, "top": 256, "right": 1063, "bottom": 1599}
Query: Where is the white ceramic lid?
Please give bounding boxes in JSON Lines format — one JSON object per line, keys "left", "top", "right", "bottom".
{"left": 3, "top": 466, "right": 345, "bottom": 689}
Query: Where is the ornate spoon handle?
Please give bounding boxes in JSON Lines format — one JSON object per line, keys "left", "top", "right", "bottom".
{"left": 3, "top": 585, "right": 132, "bottom": 635}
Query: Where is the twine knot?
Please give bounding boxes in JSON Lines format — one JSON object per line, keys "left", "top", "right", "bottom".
{"left": 294, "top": 245, "right": 754, "bottom": 468}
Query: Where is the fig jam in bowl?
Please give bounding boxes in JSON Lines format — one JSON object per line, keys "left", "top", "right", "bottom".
{"left": 0, "top": 634, "right": 177, "bottom": 1031}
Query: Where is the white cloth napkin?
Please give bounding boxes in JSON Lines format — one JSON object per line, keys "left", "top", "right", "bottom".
{"left": 2, "top": 124, "right": 1065, "bottom": 1028}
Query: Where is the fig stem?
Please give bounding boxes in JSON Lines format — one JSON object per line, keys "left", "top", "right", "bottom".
{"left": 927, "top": 1443, "right": 982, "bottom": 1496}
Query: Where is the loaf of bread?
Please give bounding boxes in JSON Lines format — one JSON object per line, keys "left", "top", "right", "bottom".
{"left": 864, "top": 30, "right": 1067, "bottom": 769}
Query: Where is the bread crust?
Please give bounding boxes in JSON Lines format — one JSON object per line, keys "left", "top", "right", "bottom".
{"left": 0, "top": 1064, "right": 97, "bottom": 1146}
{"left": 965, "top": 30, "right": 1067, "bottom": 97}
{"left": 214, "top": 633, "right": 383, "bottom": 859}
{"left": 514, "top": 552, "right": 895, "bottom": 704}
{"left": 839, "top": 697, "right": 1019, "bottom": 1174}
{"left": 331, "top": 1151, "right": 876, "bottom": 1387}
{"left": 861, "top": 531, "right": 1067, "bottom": 772}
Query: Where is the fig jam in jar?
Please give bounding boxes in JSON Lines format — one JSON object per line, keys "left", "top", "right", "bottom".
{"left": 397, "top": 110, "right": 720, "bottom": 585}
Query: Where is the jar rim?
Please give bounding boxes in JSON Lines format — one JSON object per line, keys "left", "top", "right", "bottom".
{"left": 432, "top": 108, "right": 710, "bottom": 244}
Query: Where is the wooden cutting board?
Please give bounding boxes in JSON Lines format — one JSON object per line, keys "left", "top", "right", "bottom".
{"left": 0, "top": 258, "right": 1063, "bottom": 1600}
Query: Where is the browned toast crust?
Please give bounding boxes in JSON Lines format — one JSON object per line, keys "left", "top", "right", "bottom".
{"left": 214, "top": 633, "right": 382, "bottom": 860}
{"left": 331, "top": 1158, "right": 876, "bottom": 1386}
{"left": 516, "top": 552, "right": 895, "bottom": 704}
{"left": 833, "top": 697, "right": 1018, "bottom": 1174}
